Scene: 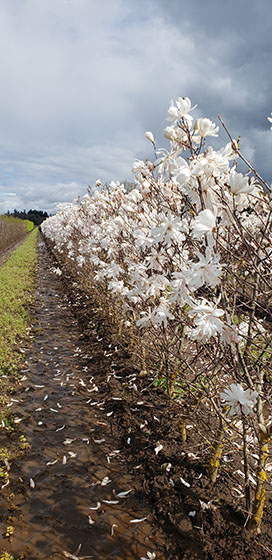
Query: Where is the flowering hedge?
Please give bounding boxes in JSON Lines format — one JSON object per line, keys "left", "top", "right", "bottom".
{"left": 42, "top": 97, "right": 272, "bottom": 532}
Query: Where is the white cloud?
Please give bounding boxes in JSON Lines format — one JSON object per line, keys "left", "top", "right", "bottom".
{"left": 0, "top": 0, "right": 271, "bottom": 213}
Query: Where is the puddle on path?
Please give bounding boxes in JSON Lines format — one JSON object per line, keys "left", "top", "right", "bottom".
{"left": 0, "top": 238, "right": 166, "bottom": 559}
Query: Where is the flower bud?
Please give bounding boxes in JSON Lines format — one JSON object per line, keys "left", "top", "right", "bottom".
{"left": 145, "top": 131, "right": 155, "bottom": 144}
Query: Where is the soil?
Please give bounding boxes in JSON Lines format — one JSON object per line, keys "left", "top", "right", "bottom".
{"left": 0, "top": 235, "right": 272, "bottom": 559}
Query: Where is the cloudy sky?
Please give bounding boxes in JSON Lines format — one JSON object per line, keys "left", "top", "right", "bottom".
{"left": 0, "top": 0, "right": 271, "bottom": 214}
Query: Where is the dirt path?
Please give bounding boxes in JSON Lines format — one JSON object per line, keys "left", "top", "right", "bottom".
{"left": 0, "top": 237, "right": 166, "bottom": 559}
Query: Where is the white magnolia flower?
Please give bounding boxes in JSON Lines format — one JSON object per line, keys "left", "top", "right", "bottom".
{"left": 132, "top": 159, "right": 146, "bottom": 175}
{"left": 189, "top": 312, "right": 224, "bottom": 341}
{"left": 228, "top": 169, "right": 254, "bottom": 195}
{"left": 189, "top": 299, "right": 225, "bottom": 341}
{"left": 151, "top": 214, "right": 185, "bottom": 246}
{"left": 167, "top": 96, "right": 197, "bottom": 124}
{"left": 220, "top": 383, "right": 258, "bottom": 416}
{"left": 108, "top": 279, "right": 129, "bottom": 296}
{"left": 188, "top": 248, "right": 223, "bottom": 290}
{"left": 136, "top": 308, "right": 153, "bottom": 328}
{"left": 145, "top": 131, "right": 155, "bottom": 144}
{"left": 192, "top": 209, "right": 217, "bottom": 238}
{"left": 151, "top": 299, "right": 174, "bottom": 328}
{"left": 164, "top": 125, "right": 177, "bottom": 141}
{"left": 195, "top": 118, "right": 219, "bottom": 138}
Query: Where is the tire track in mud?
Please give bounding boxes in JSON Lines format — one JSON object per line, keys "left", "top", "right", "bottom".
{"left": 0, "top": 238, "right": 166, "bottom": 559}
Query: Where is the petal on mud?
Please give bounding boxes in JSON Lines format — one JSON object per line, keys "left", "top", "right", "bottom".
{"left": 111, "top": 523, "right": 118, "bottom": 536}
{"left": 56, "top": 424, "right": 66, "bottom": 432}
{"left": 101, "top": 476, "right": 111, "bottom": 486}
{"left": 180, "top": 476, "right": 190, "bottom": 488}
{"left": 62, "top": 552, "right": 82, "bottom": 560}
{"left": 89, "top": 501, "right": 101, "bottom": 510}
{"left": 154, "top": 443, "right": 163, "bottom": 455}
{"left": 103, "top": 500, "right": 119, "bottom": 504}
{"left": 130, "top": 517, "right": 147, "bottom": 523}
{"left": 117, "top": 489, "right": 132, "bottom": 497}
{"left": 68, "top": 451, "right": 77, "bottom": 458}
{"left": 29, "top": 478, "right": 35, "bottom": 489}
{"left": 63, "top": 438, "right": 76, "bottom": 445}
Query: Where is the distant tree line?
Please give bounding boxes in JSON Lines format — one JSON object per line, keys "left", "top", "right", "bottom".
{"left": 6, "top": 209, "right": 49, "bottom": 226}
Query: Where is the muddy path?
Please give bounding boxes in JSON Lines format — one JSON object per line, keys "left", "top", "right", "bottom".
{"left": 0, "top": 238, "right": 167, "bottom": 559}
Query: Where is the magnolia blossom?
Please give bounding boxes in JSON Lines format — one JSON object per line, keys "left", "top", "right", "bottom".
{"left": 195, "top": 118, "right": 219, "bottom": 138}
{"left": 188, "top": 248, "right": 223, "bottom": 290}
{"left": 192, "top": 209, "right": 217, "bottom": 238}
{"left": 145, "top": 131, "right": 155, "bottom": 144}
{"left": 151, "top": 299, "right": 174, "bottom": 328}
{"left": 132, "top": 159, "right": 146, "bottom": 175}
{"left": 220, "top": 384, "right": 258, "bottom": 416}
{"left": 136, "top": 309, "right": 153, "bottom": 328}
{"left": 167, "top": 96, "right": 197, "bottom": 124}
{"left": 228, "top": 169, "right": 254, "bottom": 195}
{"left": 189, "top": 312, "right": 224, "bottom": 340}
{"left": 151, "top": 214, "right": 186, "bottom": 246}
{"left": 164, "top": 125, "right": 177, "bottom": 141}
{"left": 188, "top": 300, "right": 225, "bottom": 341}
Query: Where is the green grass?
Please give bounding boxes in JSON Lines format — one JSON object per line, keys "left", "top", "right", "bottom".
{"left": 0, "top": 228, "right": 38, "bottom": 377}
{"left": 23, "top": 219, "right": 34, "bottom": 232}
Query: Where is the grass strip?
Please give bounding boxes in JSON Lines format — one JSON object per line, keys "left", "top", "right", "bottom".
{"left": 0, "top": 228, "right": 38, "bottom": 381}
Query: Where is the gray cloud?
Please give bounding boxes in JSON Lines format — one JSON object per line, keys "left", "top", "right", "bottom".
{"left": 0, "top": 0, "right": 271, "bottom": 213}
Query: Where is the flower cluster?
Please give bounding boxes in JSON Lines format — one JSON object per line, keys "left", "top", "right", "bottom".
{"left": 220, "top": 383, "right": 258, "bottom": 416}
{"left": 42, "top": 97, "right": 271, "bottom": 353}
